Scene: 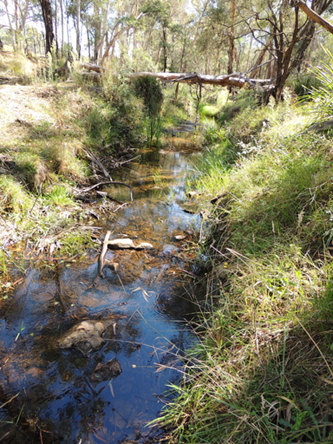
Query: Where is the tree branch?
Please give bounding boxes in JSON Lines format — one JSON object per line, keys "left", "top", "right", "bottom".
{"left": 293, "top": 0, "right": 333, "bottom": 34}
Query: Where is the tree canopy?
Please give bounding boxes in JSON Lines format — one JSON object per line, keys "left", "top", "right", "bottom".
{"left": 1, "top": 0, "right": 333, "bottom": 97}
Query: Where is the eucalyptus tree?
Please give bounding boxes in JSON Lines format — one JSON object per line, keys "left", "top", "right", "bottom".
{"left": 245, "top": 0, "right": 333, "bottom": 99}
{"left": 0, "top": 0, "right": 32, "bottom": 50}
{"left": 38, "top": 0, "right": 54, "bottom": 53}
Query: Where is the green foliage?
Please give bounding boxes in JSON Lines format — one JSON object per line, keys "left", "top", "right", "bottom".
{"left": 199, "top": 104, "right": 220, "bottom": 118}
{"left": 43, "top": 185, "right": 74, "bottom": 207}
{"left": 84, "top": 105, "right": 111, "bottom": 148}
{"left": 132, "top": 75, "right": 164, "bottom": 118}
{"left": 291, "top": 74, "right": 322, "bottom": 99}
{"left": 132, "top": 75, "right": 164, "bottom": 146}
{"left": 310, "top": 47, "right": 333, "bottom": 121}
{"left": 218, "top": 90, "right": 256, "bottom": 125}
{"left": 103, "top": 77, "right": 146, "bottom": 149}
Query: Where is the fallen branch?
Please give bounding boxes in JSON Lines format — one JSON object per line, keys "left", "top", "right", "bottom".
{"left": 80, "top": 63, "right": 272, "bottom": 89}
{"left": 81, "top": 62, "right": 104, "bottom": 73}
{"left": 129, "top": 71, "right": 272, "bottom": 89}
{"left": 83, "top": 149, "right": 112, "bottom": 180}
{"left": 115, "top": 154, "right": 141, "bottom": 166}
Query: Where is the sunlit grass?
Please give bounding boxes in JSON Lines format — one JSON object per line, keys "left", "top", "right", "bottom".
{"left": 158, "top": 81, "right": 333, "bottom": 443}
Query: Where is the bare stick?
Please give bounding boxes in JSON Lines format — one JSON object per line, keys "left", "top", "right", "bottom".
{"left": 92, "top": 230, "right": 111, "bottom": 287}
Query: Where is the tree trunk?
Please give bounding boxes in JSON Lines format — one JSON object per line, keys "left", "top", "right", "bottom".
{"left": 76, "top": 0, "right": 81, "bottom": 58}
{"left": 54, "top": 0, "right": 59, "bottom": 56}
{"left": 162, "top": 25, "right": 167, "bottom": 72}
{"left": 4, "top": 0, "right": 16, "bottom": 50}
{"left": 227, "top": 1, "right": 235, "bottom": 75}
{"left": 60, "top": 0, "right": 64, "bottom": 56}
{"left": 39, "top": 0, "right": 54, "bottom": 54}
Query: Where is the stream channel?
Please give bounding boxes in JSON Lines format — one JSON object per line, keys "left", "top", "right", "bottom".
{"left": 0, "top": 134, "right": 205, "bottom": 443}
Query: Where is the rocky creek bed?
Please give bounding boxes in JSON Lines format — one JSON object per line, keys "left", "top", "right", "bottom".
{"left": 0, "top": 139, "right": 205, "bottom": 443}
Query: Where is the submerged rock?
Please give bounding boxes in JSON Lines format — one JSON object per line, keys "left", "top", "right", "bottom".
{"left": 135, "top": 242, "right": 153, "bottom": 250}
{"left": 90, "top": 358, "right": 122, "bottom": 382}
{"left": 108, "top": 238, "right": 136, "bottom": 249}
{"left": 108, "top": 238, "right": 153, "bottom": 250}
{"left": 104, "top": 261, "right": 119, "bottom": 271}
{"left": 58, "top": 320, "right": 106, "bottom": 353}
{"left": 173, "top": 235, "right": 187, "bottom": 241}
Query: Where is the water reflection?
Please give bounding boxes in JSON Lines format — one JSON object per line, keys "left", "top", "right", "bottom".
{"left": 0, "top": 143, "right": 203, "bottom": 443}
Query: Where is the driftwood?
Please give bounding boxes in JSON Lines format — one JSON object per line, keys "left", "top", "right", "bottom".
{"left": 97, "top": 230, "right": 111, "bottom": 278}
{"left": 80, "top": 63, "right": 271, "bottom": 89}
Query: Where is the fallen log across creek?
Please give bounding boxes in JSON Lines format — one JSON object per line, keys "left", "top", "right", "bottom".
{"left": 80, "top": 63, "right": 272, "bottom": 89}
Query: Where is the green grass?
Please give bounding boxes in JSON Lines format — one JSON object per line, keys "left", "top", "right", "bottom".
{"left": 0, "top": 51, "right": 149, "bottom": 272}
{"left": 156, "top": 78, "right": 333, "bottom": 443}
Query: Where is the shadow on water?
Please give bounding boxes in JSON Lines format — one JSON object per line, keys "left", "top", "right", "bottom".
{"left": 0, "top": 136, "right": 204, "bottom": 443}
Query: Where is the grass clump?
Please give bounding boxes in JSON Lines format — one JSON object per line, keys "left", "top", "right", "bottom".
{"left": 0, "top": 175, "right": 33, "bottom": 214}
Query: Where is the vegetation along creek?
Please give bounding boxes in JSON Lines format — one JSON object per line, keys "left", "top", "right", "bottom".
{"left": 6, "top": 1, "right": 333, "bottom": 442}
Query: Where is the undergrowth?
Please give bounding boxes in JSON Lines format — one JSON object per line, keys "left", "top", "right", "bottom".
{"left": 0, "top": 52, "right": 150, "bottom": 264}
{"left": 156, "top": 64, "right": 333, "bottom": 443}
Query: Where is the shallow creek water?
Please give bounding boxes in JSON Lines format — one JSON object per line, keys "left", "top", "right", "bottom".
{"left": 0, "top": 138, "right": 204, "bottom": 443}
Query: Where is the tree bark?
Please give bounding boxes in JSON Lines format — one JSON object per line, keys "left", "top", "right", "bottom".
{"left": 227, "top": 1, "right": 235, "bottom": 75}
{"left": 60, "top": 0, "right": 64, "bottom": 56}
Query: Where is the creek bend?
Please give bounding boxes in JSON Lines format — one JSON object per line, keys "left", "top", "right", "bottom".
{"left": 0, "top": 138, "right": 204, "bottom": 443}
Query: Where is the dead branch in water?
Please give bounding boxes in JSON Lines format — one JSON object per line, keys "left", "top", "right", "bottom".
{"left": 83, "top": 149, "right": 112, "bottom": 180}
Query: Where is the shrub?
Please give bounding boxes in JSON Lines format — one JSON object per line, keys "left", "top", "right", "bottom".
{"left": 291, "top": 74, "right": 321, "bottom": 99}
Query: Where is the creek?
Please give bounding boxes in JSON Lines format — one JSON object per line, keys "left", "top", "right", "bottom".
{"left": 0, "top": 135, "right": 204, "bottom": 443}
